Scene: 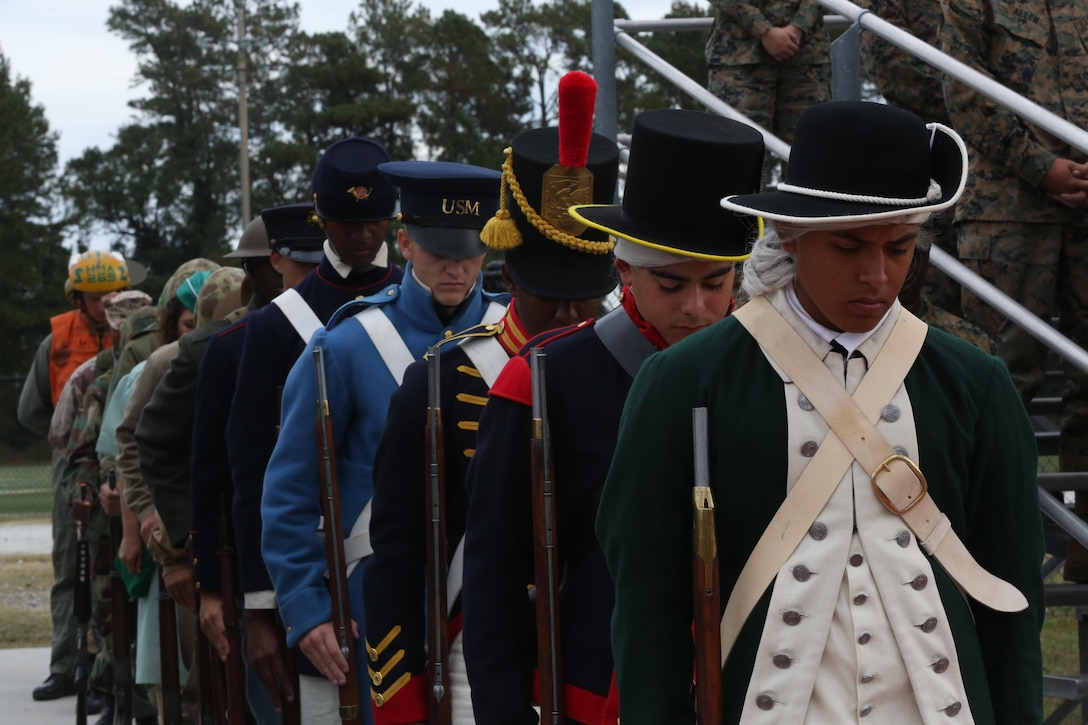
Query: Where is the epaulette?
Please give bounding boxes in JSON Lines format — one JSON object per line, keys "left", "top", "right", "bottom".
{"left": 436, "top": 320, "right": 503, "bottom": 351}
{"left": 490, "top": 319, "right": 595, "bottom": 405}
{"left": 515, "top": 318, "right": 595, "bottom": 356}
{"left": 325, "top": 285, "right": 401, "bottom": 330}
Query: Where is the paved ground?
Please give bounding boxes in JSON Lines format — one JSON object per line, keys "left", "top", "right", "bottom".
{"left": 0, "top": 520, "right": 86, "bottom": 724}
{"left": 0, "top": 647, "right": 95, "bottom": 724}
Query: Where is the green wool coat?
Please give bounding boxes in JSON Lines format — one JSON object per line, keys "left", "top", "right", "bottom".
{"left": 597, "top": 310, "right": 1044, "bottom": 724}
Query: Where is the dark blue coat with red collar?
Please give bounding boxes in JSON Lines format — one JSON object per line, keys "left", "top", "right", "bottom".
{"left": 226, "top": 255, "right": 403, "bottom": 596}
{"left": 363, "top": 315, "right": 519, "bottom": 723}
{"left": 190, "top": 317, "right": 248, "bottom": 593}
{"left": 462, "top": 315, "right": 659, "bottom": 725}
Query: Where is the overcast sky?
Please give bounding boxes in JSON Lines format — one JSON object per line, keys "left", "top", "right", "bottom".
{"left": 0, "top": 0, "right": 681, "bottom": 165}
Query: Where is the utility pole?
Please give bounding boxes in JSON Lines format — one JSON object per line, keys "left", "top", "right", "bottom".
{"left": 236, "top": 0, "right": 251, "bottom": 227}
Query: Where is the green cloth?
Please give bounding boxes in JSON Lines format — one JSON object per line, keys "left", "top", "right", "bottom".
{"left": 598, "top": 305, "right": 1045, "bottom": 724}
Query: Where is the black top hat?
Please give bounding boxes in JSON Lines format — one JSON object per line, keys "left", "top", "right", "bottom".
{"left": 378, "top": 161, "right": 501, "bottom": 260}
{"left": 721, "top": 101, "right": 967, "bottom": 225}
{"left": 261, "top": 202, "right": 328, "bottom": 264}
{"left": 482, "top": 72, "right": 621, "bottom": 300}
{"left": 312, "top": 137, "right": 397, "bottom": 223}
{"left": 570, "top": 109, "right": 765, "bottom": 261}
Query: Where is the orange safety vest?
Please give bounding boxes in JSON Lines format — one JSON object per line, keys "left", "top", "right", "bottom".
{"left": 48, "top": 309, "right": 110, "bottom": 406}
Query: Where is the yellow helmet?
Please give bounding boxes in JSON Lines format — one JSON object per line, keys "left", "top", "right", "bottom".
{"left": 67, "top": 251, "right": 131, "bottom": 295}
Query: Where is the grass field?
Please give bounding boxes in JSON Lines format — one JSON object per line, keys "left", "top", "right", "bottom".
{"left": 0, "top": 464, "right": 51, "bottom": 518}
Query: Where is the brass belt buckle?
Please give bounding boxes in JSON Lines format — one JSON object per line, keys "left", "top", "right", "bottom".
{"left": 870, "top": 454, "right": 928, "bottom": 514}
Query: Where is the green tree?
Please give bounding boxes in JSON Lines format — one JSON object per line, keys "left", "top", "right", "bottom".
{"left": 629, "top": 1, "right": 709, "bottom": 112}
{"left": 0, "top": 52, "right": 67, "bottom": 457}
{"left": 418, "top": 10, "right": 527, "bottom": 165}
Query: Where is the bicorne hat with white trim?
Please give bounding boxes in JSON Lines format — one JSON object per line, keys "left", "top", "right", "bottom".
{"left": 721, "top": 101, "right": 967, "bottom": 225}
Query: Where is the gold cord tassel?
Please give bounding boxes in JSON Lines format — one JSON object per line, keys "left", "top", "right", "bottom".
{"left": 480, "top": 148, "right": 524, "bottom": 250}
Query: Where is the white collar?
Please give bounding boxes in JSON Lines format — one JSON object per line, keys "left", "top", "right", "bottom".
{"left": 785, "top": 282, "right": 892, "bottom": 359}
{"left": 323, "top": 239, "right": 389, "bottom": 279}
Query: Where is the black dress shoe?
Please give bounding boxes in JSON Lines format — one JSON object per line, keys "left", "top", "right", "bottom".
{"left": 32, "top": 673, "right": 76, "bottom": 701}
{"left": 85, "top": 690, "right": 105, "bottom": 716}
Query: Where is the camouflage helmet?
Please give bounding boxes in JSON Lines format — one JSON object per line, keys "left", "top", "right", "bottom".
{"left": 194, "top": 267, "right": 246, "bottom": 328}
{"left": 104, "top": 290, "right": 154, "bottom": 331}
{"left": 67, "top": 251, "right": 131, "bottom": 298}
{"left": 158, "top": 258, "right": 221, "bottom": 308}
{"left": 118, "top": 306, "right": 160, "bottom": 351}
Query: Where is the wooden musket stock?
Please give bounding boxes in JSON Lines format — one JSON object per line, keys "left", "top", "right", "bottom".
{"left": 313, "top": 346, "right": 363, "bottom": 724}
{"left": 691, "top": 408, "right": 722, "bottom": 725}
{"left": 108, "top": 470, "right": 135, "bottom": 725}
{"left": 74, "top": 483, "right": 92, "bottom": 725}
{"left": 217, "top": 491, "right": 247, "bottom": 722}
{"left": 530, "top": 348, "right": 565, "bottom": 725}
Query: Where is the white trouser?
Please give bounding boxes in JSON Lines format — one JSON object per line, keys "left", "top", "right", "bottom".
{"left": 449, "top": 631, "right": 476, "bottom": 724}
{"left": 299, "top": 674, "right": 343, "bottom": 725}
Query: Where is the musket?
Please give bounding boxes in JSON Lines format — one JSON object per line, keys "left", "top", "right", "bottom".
{"left": 529, "top": 348, "right": 564, "bottom": 725}
{"left": 691, "top": 408, "right": 722, "bottom": 725}
{"left": 275, "top": 381, "right": 302, "bottom": 725}
{"left": 74, "top": 482, "right": 92, "bottom": 725}
{"left": 424, "top": 345, "right": 452, "bottom": 725}
{"left": 313, "top": 346, "right": 363, "bottom": 724}
{"left": 107, "top": 469, "right": 134, "bottom": 725}
{"left": 217, "top": 490, "right": 247, "bottom": 722}
{"left": 159, "top": 568, "right": 183, "bottom": 725}
{"left": 195, "top": 612, "right": 222, "bottom": 724}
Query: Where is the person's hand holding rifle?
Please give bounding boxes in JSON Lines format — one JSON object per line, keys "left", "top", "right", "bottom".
{"left": 308, "top": 345, "right": 363, "bottom": 724}
{"left": 530, "top": 348, "right": 564, "bottom": 725}
{"left": 691, "top": 408, "right": 722, "bottom": 724}
{"left": 424, "top": 346, "right": 452, "bottom": 724}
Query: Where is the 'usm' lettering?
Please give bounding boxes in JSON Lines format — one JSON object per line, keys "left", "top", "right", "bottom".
{"left": 442, "top": 199, "right": 481, "bottom": 216}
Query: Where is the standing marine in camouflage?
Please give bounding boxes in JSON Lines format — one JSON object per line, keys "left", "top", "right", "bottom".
{"left": 940, "top": 0, "right": 1088, "bottom": 577}
{"left": 860, "top": 0, "right": 961, "bottom": 313}
{"left": 705, "top": 0, "right": 830, "bottom": 182}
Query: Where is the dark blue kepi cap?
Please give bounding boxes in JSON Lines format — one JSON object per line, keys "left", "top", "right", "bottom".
{"left": 261, "top": 202, "right": 327, "bottom": 264}
{"left": 378, "top": 160, "right": 501, "bottom": 260}
{"left": 312, "top": 137, "right": 397, "bottom": 222}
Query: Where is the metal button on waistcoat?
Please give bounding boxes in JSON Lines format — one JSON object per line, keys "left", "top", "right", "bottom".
{"left": 374, "top": 692, "right": 385, "bottom": 707}
{"left": 797, "top": 393, "right": 814, "bottom": 411}
{"left": 860, "top": 674, "right": 875, "bottom": 684}
{"left": 800, "top": 440, "right": 819, "bottom": 457}
{"left": 809, "top": 522, "right": 827, "bottom": 541}
{"left": 368, "top": 647, "right": 378, "bottom": 662}
{"left": 372, "top": 671, "right": 383, "bottom": 686}
{"left": 853, "top": 593, "right": 868, "bottom": 605}
{"left": 772, "top": 654, "right": 792, "bottom": 669}
{"left": 792, "top": 565, "right": 812, "bottom": 582}
{"left": 894, "top": 446, "right": 909, "bottom": 456}
{"left": 860, "top": 704, "right": 873, "bottom": 717}
{"left": 943, "top": 702, "right": 962, "bottom": 717}
{"left": 850, "top": 554, "right": 864, "bottom": 567}
{"left": 910, "top": 574, "right": 929, "bottom": 591}
{"left": 858, "top": 632, "right": 872, "bottom": 644}
{"left": 932, "top": 657, "right": 950, "bottom": 674}
{"left": 919, "top": 617, "right": 939, "bottom": 633}
{"left": 881, "top": 405, "right": 900, "bottom": 422}
{"left": 755, "top": 694, "right": 775, "bottom": 711}
{"left": 782, "top": 610, "right": 802, "bottom": 626}
{"left": 896, "top": 531, "right": 911, "bottom": 548}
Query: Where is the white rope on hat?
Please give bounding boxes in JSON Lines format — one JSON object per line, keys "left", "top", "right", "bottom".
{"left": 775, "top": 179, "right": 943, "bottom": 206}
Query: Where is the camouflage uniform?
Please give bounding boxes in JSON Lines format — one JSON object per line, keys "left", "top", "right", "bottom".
{"left": 705, "top": 0, "right": 831, "bottom": 173}
{"left": 940, "top": 0, "right": 1088, "bottom": 577}
{"left": 860, "top": 0, "right": 961, "bottom": 313}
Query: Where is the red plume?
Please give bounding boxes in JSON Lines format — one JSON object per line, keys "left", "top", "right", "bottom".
{"left": 558, "top": 71, "right": 597, "bottom": 168}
